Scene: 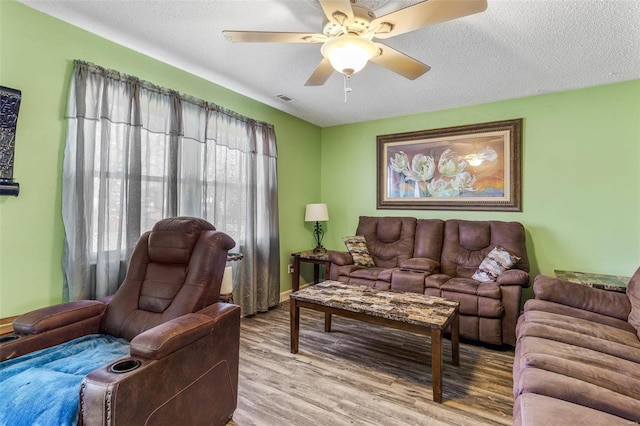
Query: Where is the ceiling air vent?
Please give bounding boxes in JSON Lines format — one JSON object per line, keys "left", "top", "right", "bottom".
{"left": 275, "top": 93, "right": 294, "bottom": 102}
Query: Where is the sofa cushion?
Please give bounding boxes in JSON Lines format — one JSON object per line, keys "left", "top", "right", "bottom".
{"left": 518, "top": 309, "right": 640, "bottom": 347}
{"left": 514, "top": 393, "right": 639, "bottom": 426}
{"left": 441, "top": 278, "right": 502, "bottom": 299}
{"left": 342, "top": 236, "right": 375, "bottom": 267}
{"left": 424, "top": 273, "right": 450, "bottom": 289}
{"left": 441, "top": 278, "right": 503, "bottom": 318}
{"left": 413, "top": 219, "right": 445, "bottom": 261}
{"left": 627, "top": 267, "right": 640, "bottom": 339}
{"left": 440, "top": 220, "right": 529, "bottom": 278}
{"left": 349, "top": 267, "right": 391, "bottom": 281}
{"left": 334, "top": 264, "right": 366, "bottom": 279}
{"left": 516, "top": 320, "right": 640, "bottom": 363}
{"left": 472, "top": 246, "right": 520, "bottom": 282}
{"left": 514, "top": 366, "right": 640, "bottom": 423}
{"left": 515, "top": 336, "right": 640, "bottom": 401}
{"left": 355, "top": 216, "right": 416, "bottom": 268}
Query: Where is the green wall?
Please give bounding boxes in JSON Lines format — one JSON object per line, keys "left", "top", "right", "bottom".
{"left": 321, "top": 80, "right": 640, "bottom": 301}
{"left": 0, "top": 1, "right": 322, "bottom": 317}
{"left": 2, "top": 1, "right": 639, "bottom": 318}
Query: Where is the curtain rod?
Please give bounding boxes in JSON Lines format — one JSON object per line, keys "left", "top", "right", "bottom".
{"left": 74, "top": 60, "right": 274, "bottom": 130}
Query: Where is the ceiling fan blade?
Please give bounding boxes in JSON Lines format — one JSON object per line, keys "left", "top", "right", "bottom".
{"left": 371, "top": 0, "right": 487, "bottom": 39}
{"left": 305, "top": 58, "right": 335, "bottom": 86}
{"left": 223, "top": 31, "right": 327, "bottom": 43}
{"left": 369, "top": 43, "right": 431, "bottom": 80}
{"left": 318, "top": 0, "right": 354, "bottom": 26}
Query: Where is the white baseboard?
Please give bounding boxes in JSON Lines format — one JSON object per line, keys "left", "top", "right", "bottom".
{"left": 279, "top": 282, "right": 311, "bottom": 303}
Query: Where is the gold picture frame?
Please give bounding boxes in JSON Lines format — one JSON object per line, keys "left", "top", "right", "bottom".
{"left": 377, "top": 119, "right": 522, "bottom": 211}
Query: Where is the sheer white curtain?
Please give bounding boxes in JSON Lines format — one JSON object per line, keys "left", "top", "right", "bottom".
{"left": 62, "top": 61, "right": 280, "bottom": 315}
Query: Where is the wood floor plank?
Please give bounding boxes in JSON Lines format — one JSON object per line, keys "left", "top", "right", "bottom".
{"left": 229, "top": 303, "right": 514, "bottom": 425}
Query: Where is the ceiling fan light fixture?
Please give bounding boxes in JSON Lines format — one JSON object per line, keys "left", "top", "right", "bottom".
{"left": 321, "top": 35, "right": 377, "bottom": 75}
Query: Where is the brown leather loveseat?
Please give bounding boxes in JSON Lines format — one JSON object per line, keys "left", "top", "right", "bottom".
{"left": 0, "top": 217, "right": 240, "bottom": 425}
{"left": 329, "top": 216, "right": 530, "bottom": 346}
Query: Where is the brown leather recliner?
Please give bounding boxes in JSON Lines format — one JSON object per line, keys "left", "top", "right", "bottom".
{"left": 330, "top": 216, "right": 444, "bottom": 289}
{"left": 425, "top": 220, "right": 530, "bottom": 346}
{"left": 330, "top": 216, "right": 416, "bottom": 286}
{"left": 0, "top": 217, "right": 239, "bottom": 425}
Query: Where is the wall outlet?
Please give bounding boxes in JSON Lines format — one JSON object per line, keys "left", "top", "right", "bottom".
{"left": 287, "top": 264, "right": 294, "bottom": 274}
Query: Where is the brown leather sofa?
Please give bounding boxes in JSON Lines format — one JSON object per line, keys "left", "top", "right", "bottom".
{"left": 329, "top": 216, "right": 530, "bottom": 346}
{"left": 513, "top": 268, "right": 640, "bottom": 425}
{"left": 0, "top": 217, "right": 240, "bottom": 425}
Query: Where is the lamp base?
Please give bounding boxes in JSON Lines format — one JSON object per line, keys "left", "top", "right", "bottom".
{"left": 219, "top": 293, "right": 234, "bottom": 304}
{"left": 312, "top": 221, "right": 326, "bottom": 254}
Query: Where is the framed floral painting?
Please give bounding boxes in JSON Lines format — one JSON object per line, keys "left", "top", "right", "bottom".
{"left": 377, "top": 119, "right": 522, "bottom": 211}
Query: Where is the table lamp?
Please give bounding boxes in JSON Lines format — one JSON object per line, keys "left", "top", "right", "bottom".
{"left": 220, "top": 252, "right": 243, "bottom": 303}
{"left": 305, "top": 203, "right": 329, "bottom": 252}
{"left": 220, "top": 266, "right": 233, "bottom": 295}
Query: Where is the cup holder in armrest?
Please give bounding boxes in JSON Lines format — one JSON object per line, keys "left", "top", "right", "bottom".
{"left": 0, "top": 335, "right": 20, "bottom": 344}
{"left": 110, "top": 359, "right": 141, "bottom": 374}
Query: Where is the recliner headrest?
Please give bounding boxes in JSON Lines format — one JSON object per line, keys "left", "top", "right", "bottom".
{"left": 148, "top": 217, "right": 216, "bottom": 264}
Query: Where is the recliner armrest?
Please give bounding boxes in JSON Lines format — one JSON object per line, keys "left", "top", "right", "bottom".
{"left": 12, "top": 300, "right": 106, "bottom": 335}
{"left": 399, "top": 257, "right": 439, "bottom": 273}
{"left": 81, "top": 302, "right": 241, "bottom": 425}
{"left": 496, "top": 269, "right": 530, "bottom": 287}
{"left": 130, "top": 303, "right": 241, "bottom": 360}
{"left": 329, "top": 250, "right": 353, "bottom": 266}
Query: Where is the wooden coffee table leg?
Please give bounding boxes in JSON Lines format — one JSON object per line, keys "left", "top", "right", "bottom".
{"left": 431, "top": 328, "right": 443, "bottom": 403}
{"left": 451, "top": 310, "right": 460, "bottom": 366}
{"left": 290, "top": 298, "right": 299, "bottom": 354}
{"left": 324, "top": 312, "right": 332, "bottom": 332}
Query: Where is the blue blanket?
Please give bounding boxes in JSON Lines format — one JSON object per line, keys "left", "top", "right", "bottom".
{"left": 0, "top": 334, "right": 130, "bottom": 426}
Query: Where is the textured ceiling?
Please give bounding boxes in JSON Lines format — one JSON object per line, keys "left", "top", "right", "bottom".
{"left": 20, "top": 0, "right": 640, "bottom": 127}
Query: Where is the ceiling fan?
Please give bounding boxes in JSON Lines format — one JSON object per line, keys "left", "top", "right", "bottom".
{"left": 223, "top": 0, "right": 487, "bottom": 87}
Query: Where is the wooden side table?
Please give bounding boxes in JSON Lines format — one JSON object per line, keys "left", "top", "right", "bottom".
{"left": 291, "top": 250, "right": 331, "bottom": 292}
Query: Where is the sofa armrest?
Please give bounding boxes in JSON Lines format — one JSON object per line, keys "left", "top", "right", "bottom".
{"left": 533, "top": 275, "right": 631, "bottom": 320}
{"left": 496, "top": 269, "right": 530, "bottom": 287}
{"left": 98, "top": 295, "right": 114, "bottom": 305}
{"left": 131, "top": 303, "right": 240, "bottom": 360}
{"left": 329, "top": 250, "right": 353, "bottom": 266}
{"left": 12, "top": 300, "right": 106, "bottom": 335}
{"left": 399, "top": 258, "right": 439, "bottom": 273}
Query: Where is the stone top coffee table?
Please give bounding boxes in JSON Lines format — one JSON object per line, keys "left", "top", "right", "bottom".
{"left": 289, "top": 280, "right": 460, "bottom": 403}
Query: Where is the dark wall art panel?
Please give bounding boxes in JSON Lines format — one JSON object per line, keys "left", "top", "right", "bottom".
{"left": 0, "top": 86, "right": 22, "bottom": 196}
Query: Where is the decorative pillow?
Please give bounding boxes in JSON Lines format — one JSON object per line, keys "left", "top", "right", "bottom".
{"left": 472, "top": 246, "right": 521, "bottom": 283}
{"left": 342, "top": 235, "right": 375, "bottom": 267}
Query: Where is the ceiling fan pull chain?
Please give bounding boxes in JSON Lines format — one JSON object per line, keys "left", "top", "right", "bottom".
{"left": 343, "top": 74, "right": 352, "bottom": 103}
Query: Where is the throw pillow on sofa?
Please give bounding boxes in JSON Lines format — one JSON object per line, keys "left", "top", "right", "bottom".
{"left": 472, "top": 246, "right": 520, "bottom": 282}
{"left": 342, "top": 235, "right": 375, "bottom": 267}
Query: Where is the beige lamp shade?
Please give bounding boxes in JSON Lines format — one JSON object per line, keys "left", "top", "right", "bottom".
{"left": 305, "top": 203, "right": 329, "bottom": 222}
{"left": 220, "top": 266, "right": 234, "bottom": 294}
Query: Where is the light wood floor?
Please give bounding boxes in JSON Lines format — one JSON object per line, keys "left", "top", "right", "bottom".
{"left": 229, "top": 303, "right": 515, "bottom": 426}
